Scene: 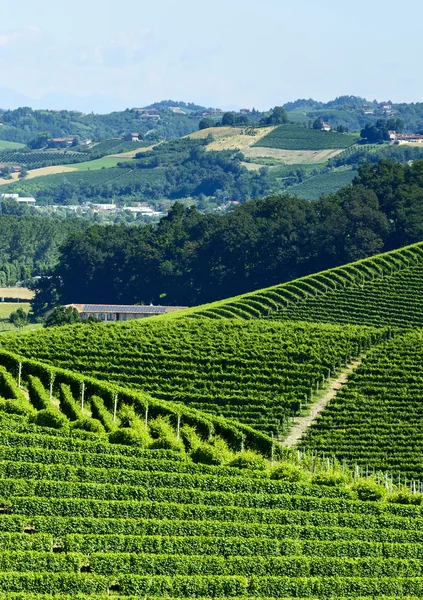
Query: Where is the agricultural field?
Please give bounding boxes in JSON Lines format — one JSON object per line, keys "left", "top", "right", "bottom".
{"left": 0, "top": 320, "right": 385, "bottom": 436}
{"left": 0, "top": 346, "right": 421, "bottom": 597}
{"left": 254, "top": 124, "right": 359, "bottom": 151}
{"left": 0, "top": 140, "right": 25, "bottom": 150}
{"left": 190, "top": 240, "right": 423, "bottom": 329}
{"left": 290, "top": 169, "right": 357, "bottom": 200}
{"left": 299, "top": 330, "right": 423, "bottom": 479}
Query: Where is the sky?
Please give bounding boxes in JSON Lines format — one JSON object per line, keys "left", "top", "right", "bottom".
{"left": 0, "top": 0, "right": 422, "bottom": 113}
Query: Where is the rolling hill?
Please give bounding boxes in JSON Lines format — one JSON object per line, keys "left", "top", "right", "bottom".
{"left": 2, "top": 239, "right": 423, "bottom": 596}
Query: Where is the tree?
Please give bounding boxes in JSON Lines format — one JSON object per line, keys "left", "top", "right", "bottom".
{"left": 221, "top": 112, "right": 236, "bottom": 126}
{"left": 9, "top": 307, "right": 28, "bottom": 330}
{"left": 265, "top": 106, "right": 288, "bottom": 126}
{"left": 45, "top": 306, "right": 81, "bottom": 328}
{"left": 27, "top": 132, "right": 50, "bottom": 150}
{"left": 313, "top": 118, "right": 323, "bottom": 130}
{"left": 198, "top": 118, "right": 214, "bottom": 131}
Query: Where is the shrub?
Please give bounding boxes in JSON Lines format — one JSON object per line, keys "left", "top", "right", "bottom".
{"left": 229, "top": 450, "right": 269, "bottom": 472}
{"left": 191, "top": 438, "right": 232, "bottom": 466}
{"left": 270, "top": 462, "right": 305, "bottom": 482}
{"left": 311, "top": 471, "right": 349, "bottom": 486}
{"left": 32, "top": 408, "right": 69, "bottom": 430}
{"left": 149, "top": 415, "right": 185, "bottom": 453}
{"left": 70, "top": 417, "right": 105, "bottom": 434}
{"left": 353, "top": 479, "right": 386, "bottom": 501}
{"left": 180, "top": 424, "right": 203, "bottom": 451}
{"left": 109, "top": 426, "right": 151, "bottom": 448}
{"left": 90, "top": 395, "right": 116, "bottom": 432}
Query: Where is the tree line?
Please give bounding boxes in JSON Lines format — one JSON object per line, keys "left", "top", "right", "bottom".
{"left": 33, "top": 160, "right": 423, "bottom": 313}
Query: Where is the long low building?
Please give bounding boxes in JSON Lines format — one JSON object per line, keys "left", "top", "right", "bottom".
{"left": 66, "top": 304, "right": 187, "bottom": 321}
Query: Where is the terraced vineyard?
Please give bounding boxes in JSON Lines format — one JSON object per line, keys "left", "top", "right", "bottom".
{"left": 299, "top": 330, "right": 423, "bottom": 479}
{"left": 254, "top": 124, "right": 358, "bottom": 151}
{"left": 1, "top": 392, "right": 423, "bottom": 598}
{"left": 1, "top": 320, "right": 385, "bottom": 436}
{"left": 189, "top": 241, "right": 423, "bottom": 329}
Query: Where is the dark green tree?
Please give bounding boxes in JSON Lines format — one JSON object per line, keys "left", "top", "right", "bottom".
{"left": 9, "top": 307, "right": 28, "bottom": 330}
{"left": 313, "top": 119, "right": 323, "bottom": 130}
{"left": 45, "top": 306, "right": 81, "bottom": 328}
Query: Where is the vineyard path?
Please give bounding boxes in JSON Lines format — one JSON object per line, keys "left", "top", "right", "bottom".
{"left": 282, "top": 358, "right": 362, "bottom": 448}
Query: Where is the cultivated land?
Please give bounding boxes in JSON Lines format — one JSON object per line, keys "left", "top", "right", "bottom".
{"left": 1, "top": 242, "right": 423, "bottom": 596}
{"left": 242, "top": 147, "right": 344, "bottom": 164}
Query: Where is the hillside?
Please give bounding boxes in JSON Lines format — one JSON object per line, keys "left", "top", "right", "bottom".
{"left": 0, "top": 320, "right": 386, "bottom": 435}
{"left": 254, "top": 124, "right": 359, "bottom": 151}
{"left": 299, "top": 329, "right": 423, "bottom": 479}
{"left": 3, "top": 237, "right": 423, "bottom": 596}
{"left": 185, "top": 240, "right": 423, "bottom": 329}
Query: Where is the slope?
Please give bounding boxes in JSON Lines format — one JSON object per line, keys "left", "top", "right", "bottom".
{"left": 184, "top": 240, "right": 423, "bottom": 329}
{"left": 299, "top": 329, "right": 423, "bottom": 479}
{"left": 0, "top": 320, "right": 385, "bottom": 436}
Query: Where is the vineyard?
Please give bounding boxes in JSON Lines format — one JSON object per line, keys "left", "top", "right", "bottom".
{"left": 185, "top": 240, "right": 423, "bottom": 329}
{"left": 0, "top": 347, "right": 422, "bottom": 597}
{"left": 0, "top": 320, "right": 385, "bottom": 436}
{"left": 254, "top": 124, "right": 358, "bottom": 151}
{"left": 2, "top": 236, "right": 423, "bottom": 596}
{"left": 299, "top": 329, "right": 423, "bottom": 479}
{"left": 0, "top": 150, "right": 85, "bottom": 169}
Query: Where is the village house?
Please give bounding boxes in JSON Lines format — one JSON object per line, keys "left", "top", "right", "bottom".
{"left": 321, "top": 122, "right": 331, "bottom": 131}
{"left": 50, "top": 137, "right": 75, "bottom": 147}
{"left": 123, "top": 133, "right": 140, "bottom": 142}
{"left": 65, "top": 304, "right": 187, "bottom": 322}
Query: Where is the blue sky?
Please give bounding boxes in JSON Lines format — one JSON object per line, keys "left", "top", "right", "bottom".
{"left": 0, "top": 0, "right": 421, "bottom": 112}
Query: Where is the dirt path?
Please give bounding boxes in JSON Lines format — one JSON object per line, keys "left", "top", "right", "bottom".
{"left": 282, "top": 358, "right": 362, "bottom": 447}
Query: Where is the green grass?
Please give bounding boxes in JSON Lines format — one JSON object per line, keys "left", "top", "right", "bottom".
{"left": 0, "top": 303, "right": 30, "bottom": 319}
{"left": 290, "top": 169, "right": 357, "bottom": 200}
{"left": 0, "top": 140, "right": 25, "bottom": 150}
{"left": 72, "top": 157, "right": 125, "bottom": 171}
{"left": 255, "top": 124, "right": 359, "bottom": 151}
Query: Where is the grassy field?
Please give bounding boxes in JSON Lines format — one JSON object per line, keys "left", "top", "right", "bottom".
{"left": 243, "top": 147, "right": 344, "bottom": 165}
{"left": 0, "top": 140, "right": 25, "bottom": 150}
{"left": 290, "top": 169, "right": 357, "bottom": 199}
{"left": 72, "top": 156, "right": 124, "bottom": 170}
{"left": 0, "top": 302, "right": 30, "bottom": 318}
{"left": 255, "top": 124, "right": 359, "bottom": 151}
{"left": 0, "top": 287, "right": 34, "bottom": 300}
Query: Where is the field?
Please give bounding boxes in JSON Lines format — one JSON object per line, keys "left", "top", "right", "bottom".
{"left": 0, "top": 140, "right": 25, "bottom": 150}
{"left": 243, "top": 147, "right": 344, "bottom": 164}
{"left": 290, "top": 169, "right": 357, "bottom": 199}
{"left": 0, "top": 302, "right": 30, "bottom": 319}
{"left": 0, "top": 342, "right": 420, "bottom": 597}
{"left": 254, "top": 124, "right": 359, "bottom": 151}
{"left": 2, "top": 236, "right": 423, "bottom": 596}
{"left": 189, "top": 126, "right": 276, "bottom": 151}
{"left": 0, "top": 287, "right": 34, "bottom": 300}
{"left": 72, "top": 157, "right": 123, "bottom": 171}
{"left": 1, "top": 319, "right": 385, "bottom": 435}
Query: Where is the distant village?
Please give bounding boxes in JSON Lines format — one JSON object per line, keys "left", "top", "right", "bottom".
{"left": 0, "top": 194, "right": 166, "bottom": 217}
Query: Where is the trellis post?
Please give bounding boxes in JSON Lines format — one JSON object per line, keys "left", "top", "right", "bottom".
{"left": 81, "top": 382, "right": 85, "bottom": 411}
{"left": 17, "top": 362, "right": 22, "bottom": 389}
{"left": 113, "top": 394, "right": 118, "bottom": 422}
{"left": 176, "top": 414, "right": 181, "bottom": 441}
{"left": 49, "top": 372, "right": 54, "bottom": 401}
{"left": 145, "top": 405, "right": 148, "bottom": 428}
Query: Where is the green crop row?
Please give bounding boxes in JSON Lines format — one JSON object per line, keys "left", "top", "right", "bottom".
{"left": 0, "top": 317, "right": 385, "bottom": 435}
{"left": 300, "top": 330, "right": 423, "bottom": 479}
{"left": 2, "top": 573, "right": 423, "bottom": 596}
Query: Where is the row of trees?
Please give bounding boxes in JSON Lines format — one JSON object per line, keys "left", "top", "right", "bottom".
{"left": 33, "top": 160, "right": 423, "bottom": 313}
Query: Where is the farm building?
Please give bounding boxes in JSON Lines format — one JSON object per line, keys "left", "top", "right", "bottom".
{"left": 123, "top": 133, "right": 140, "bottom": 142}
{"left": 65, "top": 304, "right": 187, "bottom": 321}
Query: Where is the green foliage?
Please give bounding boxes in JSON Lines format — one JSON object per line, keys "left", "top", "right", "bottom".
{"left": 229, "top": 451, "right": 269, "bottom": 471}
{"left": 312, "top": 471, "right": 349, "bottom": 487}
{"left": 31, "top": 408, "right": 69, "bottom": 430}
{"left": 70, "top": 417, "right": 105, "bottom": 434}
{"left": 45, "top": 306, "right": 80, "bottom": 328}
{"left": 354, "top": 480, "right": 387, "bottom": 502}
{"left": 149, "top": 415, "right": 185, "bottom": 453}
{"left": 191, "top": 438, "right": 233, "bottom": 466}
{"left": 3, "top": 319, "right": 382, "bottom": 436}
{"left": 8, "top": 308, "right": 28, "bottom": 330}
{"left": 255, "top": 123, "right": 358, "bottom": 150}
{"left": 270, "top": 462, "right": 305, "bottom": 482}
